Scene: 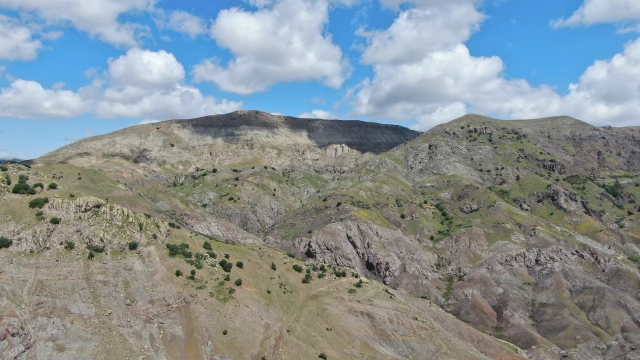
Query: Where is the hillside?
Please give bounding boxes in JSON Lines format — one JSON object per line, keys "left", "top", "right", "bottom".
{"left": 2, "top": 111, "right": 640, "bottom": 360}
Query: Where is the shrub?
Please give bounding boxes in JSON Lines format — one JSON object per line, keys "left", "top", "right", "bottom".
{"left": 128, "top": 241, "right": 139, "bottom": 250}
{"left": 322, "top": 197, "right": 328, "bottom": 202}
{"left": 203, "top": 242, "right": 212, "bottom": 250}
{"left": 4, "top": 174, "right": 11, "bottom": 185}
{"left": 50, "top": 217, "right": 61, "bottom": 225}
{"left": 212, "top": 168, "right": 217, "bottom": 173}
{"left": 292, "top": 264, "right": 303, "bottom": 273}
{"left": 271, "top": 262, "right": 277, "bottom": 270}
{"left": 302, "top": 273, "right": 312, "bottom": 284}
{"left": 225, "top": 253, "right": 230, "bottom": 259}
{"left": 28, "top": 197, "right": 49, "bottom": 209}
{"left": 400, "top": 213, "right": 406, "bottom": 219}
{"left": 175, "top": 270, "right": 183, "bottom": 277}
{"left": 228, "top": 196, "right": 234, "bottom": 201}
{"left": 0, "top": 237, "right": 12, "bottom": 249}
{"left": 235, "top": 279, "right": 243, "bottom": 286}
{"left": 319, "top": 353, "right": 327, "bottom": 359}
{"left": 629, "top": 255, "right": 640, "bottom": 264}
{"left": 234, "top": 177, "right": 239, "bottom": 181}
{"left": 33, "top": 182, "right": 44, "bottom": 190}
{"left": 222, "top": 330, "right": 228, "bottom": 335}
{"left": 236, "top": 261, "right": 244, "bottom": 269}
{"left": 88, "top": 252, "right": 95, "bottom": 260}
{"left": 152, "top": 233, "right": 158, "bottom": 239}
{"left": 219, "top": 259, "right": 233, "bottom": 273}
{"left": 18, "top": 174, "right": 28, "bottom": 183}
{"left": 207, "top": 251, "right": 217, "bottom": 259}
{"left": 48, "top": 183, "right": 58, "bottom": 189}
{"left": 336, "top": 202, "right": 342, "bottom": 207}
{"left": 64, "top": 241, "right": 75, "bottom": 250}
{"left": 0, "top": 165, "right": 7, "bottom": 171}
{"left": 12, "top": 183, "right": 31, "bottom": 194}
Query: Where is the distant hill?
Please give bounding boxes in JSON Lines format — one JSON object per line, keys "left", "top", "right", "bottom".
{"left": 1, "top": 111, "right": 639, "bottom": 360}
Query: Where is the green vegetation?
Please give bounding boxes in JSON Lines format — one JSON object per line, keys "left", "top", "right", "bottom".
{"left": 292, "top": 264, "right": 303, "bottom": 273}
{"left": 236, "top": 261, "right": 244, "bottom": 269}
{"left": 49, "top": 217, "right": 61, "bottom": 224}
{"left": 234, "top": 279, "right": 242, "bottom": 286}
{"left": 128, "top": 241, "right": 139, "bottom": 250}
{"left": 319, "top": 353, "right": 328, "bottom": 359}
{"left": 203, "top": 241, "right": 212, "bottom": 250}
{"left": 166, "top": 242, "right": 192, "bottom": 258}
{"left": 64, "top": 241, "right": 75, "bottom": 250}
{"left": 0, "top": 237, "right": 12, "bottom": 249}
{"left": 175, "top": 269, "right": 183, "bottom": 277}
{"left": 219, "top": 259, "right": 233, "bottom": 272}
{"left": 271, "top": 262, "right": 277, "bottom": 270}
{"left": 48, "top": 182, "right": 58, "bottom": 189}
{"left": 28, "top": 197, "right": 49, "bottom": 209}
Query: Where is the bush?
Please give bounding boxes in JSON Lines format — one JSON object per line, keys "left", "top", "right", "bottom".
{"left": 0, "top": 237, "right": 12, "bottom": 249}
{"left": 224, "top": 274, "right": 231, "bottom": 281}
{"left": 292, "top": 264, "right": 303, "bottom": 273}
{"left": 48, "top": 183, "right": 58, "bottom": 189}
{"left": 336, "top": 202, "right": 342, "bottom": 207}
{"left": 4, "top": 174, "right": 11, "bottom": 185}
{"left": 319, "top": 353, "right": 327, "bottom": 359}
{"left": 235, "top": 279, "right": 242, "bottom": 286}
{"left": 128, "top": 241, "right": 139, "bottom": 250}
{"left": 88, "top": 251, "right": 95, "bottom": 260}
{"left": 0, "top": 165, "right": 7, "bottom": 171}
{"left": 400, "top": 213, "right": 406, "bottom": 219}
{"left": 207, "top": 251, "right": 217, "bottom": 259}
{"left": 50, "top": 217, "right": 61, "bottom": 224}
{"left": 64, "top": 241, "right": 75, "bottom": 250}
{"left": 219, "top": 259, "right": 233, "bottom": 272}
{"left": 271, "top": 262, "right": 277, "bottom": 270}
{"left": 236, "top": 261, "right": 244, "bottom": 269}
{"left": 18, "top": 174, "right": 28, "bottom": 183}
{"left": 28, "top": 197, "right": 49, "bottom": 209}
{"left": 12, "top": 183, "right": 31, "bottom": 194}
{"left": 175, "top": 270, "right": 183, "bottom": 277}
{"left": 33, "top": 182, "right": 44, "bottom": 190}
{"left": 222, "top": 330, "right": 228, "bottom": 335}
{"left": 203, "top": 241, "right": 212, "bottom": 250}
{"left": 302, "top": 273, "right": 312, "bottom": 284}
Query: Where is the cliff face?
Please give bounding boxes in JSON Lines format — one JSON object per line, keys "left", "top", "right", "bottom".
{"left": 37, "top": 110, "right": 420, "bottom": 170}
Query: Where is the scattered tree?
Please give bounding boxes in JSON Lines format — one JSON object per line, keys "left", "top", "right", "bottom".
{"left": 293, "top": 264, "right": 303, "bottom": 273}
{"left": 0, "top": 237, "right": 12, "bottom": 249}
{"left": 236, "top": 261, "right": 244, "bottom": 269}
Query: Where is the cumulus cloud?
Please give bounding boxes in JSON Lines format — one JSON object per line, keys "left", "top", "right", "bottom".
{"left": 0, "top": 15, "right": 43, "bottom": 61}
{"left": 193, "top": 0, "right": 349, "bottom": 94}
{"left": 552, "top": 0, "right": 640, "bottom": 28}
{"left": 299, "top": 109, "right": 336, "bottom": 119}
{"left": 0, "top": 48, "right": 242, "bottom": 120}
{"left": 349, "top": 0, "right": 640, "bottom": 129}
{"left": 0, "top": 0, "right": 155, "bottom": 47}
{"left": 0, "top": 79, "right": 90, "bottom": 118}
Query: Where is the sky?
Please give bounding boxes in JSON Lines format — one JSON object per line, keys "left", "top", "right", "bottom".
{"left": 1, "top": 0, "right": 640, "bottom": 159}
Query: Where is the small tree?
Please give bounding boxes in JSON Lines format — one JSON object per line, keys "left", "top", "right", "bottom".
{"left": 203, "top": 241, "right": 212, "bottom": 250}
{"left": 293, "top": 264, "right": 303, "bottom": 273}
{"left": 48, "top": 183, "right": 58, "bottom": 189}
{"left": 0, "top": 237, "right": 12, "bottom": 249}
{"left": 400, "top": 213, "right": 406, "bottom": 219}
{"left": 235, "top": 279, "right": 242, "bottom": 286}
{"left": 128, "top": 241, "right": 139, "bottom": 250}
{"left": 236, "top": 261, "right": 244, "bottom": 269}
{"left": 175, "top": 270, "right": 183, "bottom": 277}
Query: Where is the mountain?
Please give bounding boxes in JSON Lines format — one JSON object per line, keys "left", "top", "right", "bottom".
{"left": 1, "top": 111, "right": 639, "bottom": 360}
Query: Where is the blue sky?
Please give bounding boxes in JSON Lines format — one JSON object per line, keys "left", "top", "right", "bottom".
{"left": 1, "top": 0, "right": 640, "bottom": 159}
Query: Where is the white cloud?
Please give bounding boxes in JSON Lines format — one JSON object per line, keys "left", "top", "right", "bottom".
{"left": 64, "top": 136, "right": 80, "bottom": 142}
{"left": 165, "top": 10, "right": 208, "bottom": 38}
{"left": 0, "top": 15, "right": 43, "bottom": 61}
{"left": 349, "top": 0, "right": 640, "bottom": 130}
{"left": 107, "top": 48, "right": 185, "bottom": 89}
{"left": 97, "top": 48, "right": 242, "bottom": 119}
{"left": 139, "top": 119, "right": 160, "bottom": 124}
{"left": 0, "top": 0, "right": 155, "bottom": 47}
{"left": 299, "top": 109, "right": 336, "bottom": 119}
{"left": 193, "top": 0, "right": 349, "bottom": 94}
{"left": 359, "top": 2, "right": 484, "bottom": 65}
{"left": 552, "top": 0, "right": 640, "bottom": 28}
{"left": 0, "top": 79, "right": 90, "bottom": 118}
{"left": 0, "top": 48, "right": 242, "bottom": 120}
